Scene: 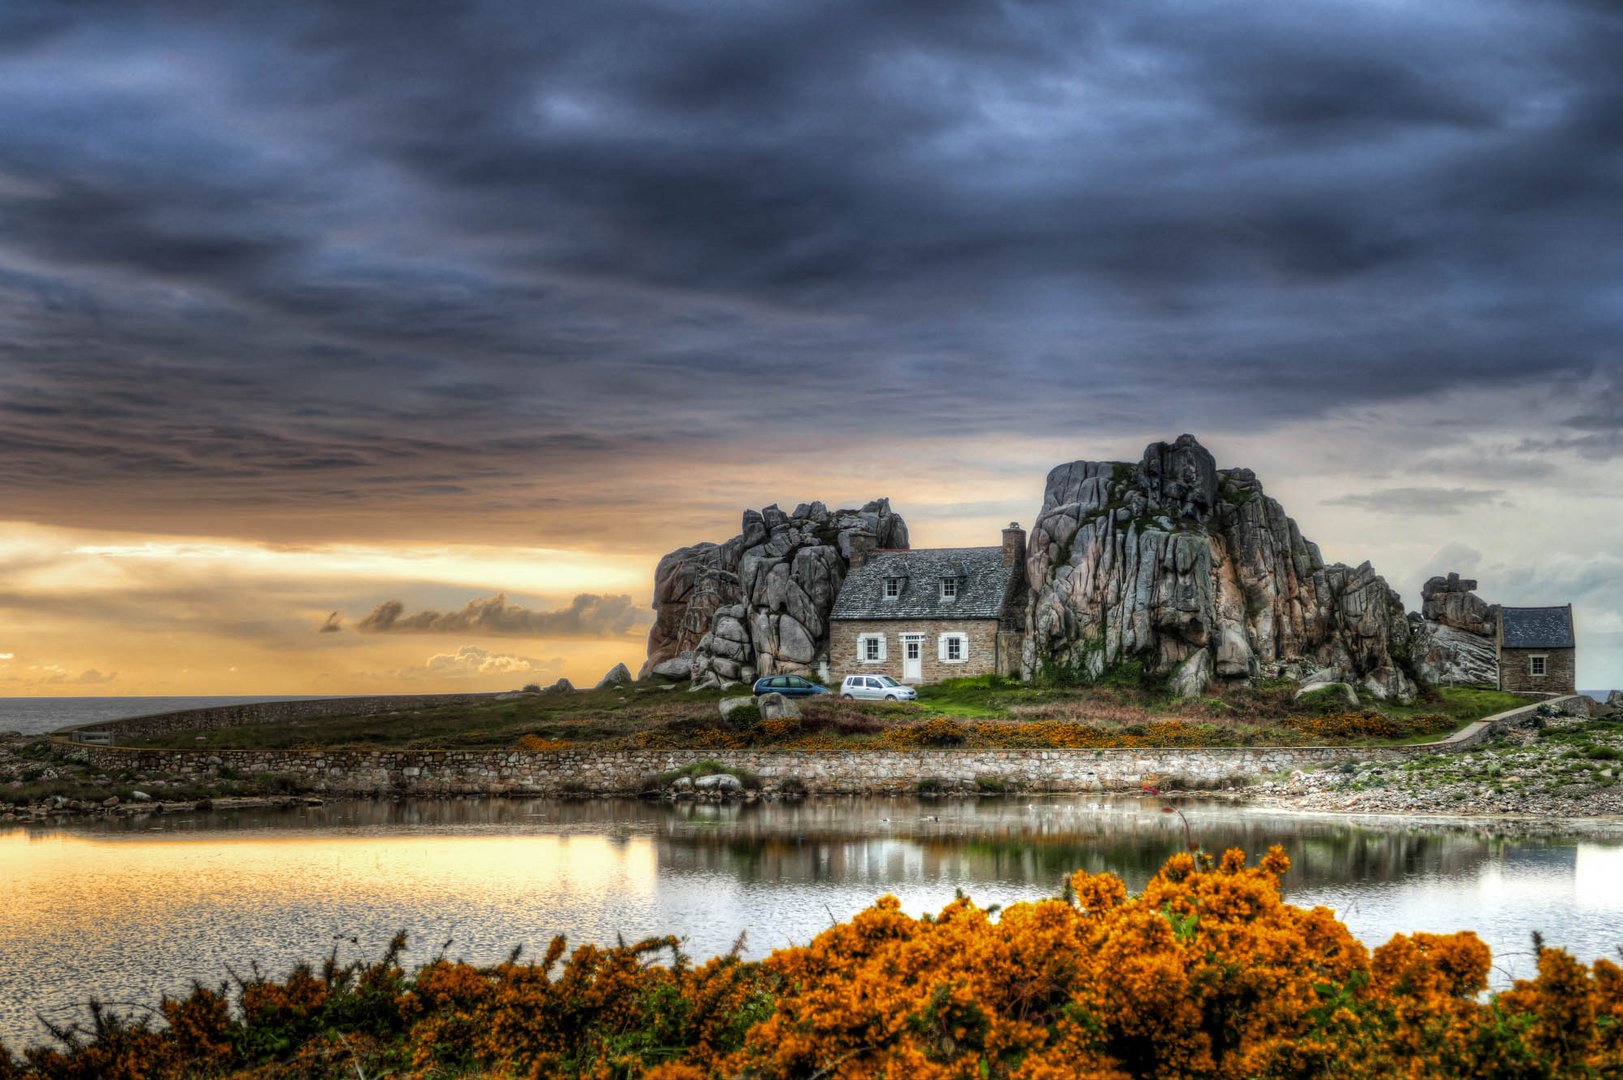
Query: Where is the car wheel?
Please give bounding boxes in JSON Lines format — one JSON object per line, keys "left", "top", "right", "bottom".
{"left": 841, "top": 693, "right": 854, "bottom": 699}
{"left": 885, "top": 693, "right": 898, "bottom": 700}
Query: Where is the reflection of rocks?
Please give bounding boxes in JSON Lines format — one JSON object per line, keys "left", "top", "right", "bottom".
{"left": 644, "top": 499, "right": 909, "bottom": 682}
{"left": 1023, "top": 435, "right": 1418, "bottom": 700}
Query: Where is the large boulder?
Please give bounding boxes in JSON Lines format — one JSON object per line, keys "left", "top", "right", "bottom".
{"left": 595, "top": 663, "right": 633, "bottom": 689}
{"left": 1023, "top": 435, "right": 1420, "bottom": 701}
{"left": 1410, "top": 618, "right": 1499, "bottom": 687}
{"left": 649, "top": 654, "right": 694, "bottom": 680}
{"left": 1407, "top": 571, "right": 1500, "bottom": 687}
{"left": 644, "top": 499, "right": 909, "bottom": 683}
{"left": 757, "top": 691, "right": 802, "bottom": 721}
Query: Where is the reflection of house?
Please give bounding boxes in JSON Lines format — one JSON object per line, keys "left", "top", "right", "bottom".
{"left": 1497, "top": 605, "right": 1576, "bottom": 694}
{"left": 828, "top": 524, "right": 1027, "bottom": 684}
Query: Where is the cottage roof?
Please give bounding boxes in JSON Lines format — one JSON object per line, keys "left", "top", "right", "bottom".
{"left": 1501, "top": 605, "right": 1575, "bottom": 649}
{"left": 830, "top": 547, "right": 1016, "bottom": 621}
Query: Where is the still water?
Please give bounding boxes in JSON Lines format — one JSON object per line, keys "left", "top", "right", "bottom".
{"left": 4, "top": 796, "right": 1623, "bottom": 1051}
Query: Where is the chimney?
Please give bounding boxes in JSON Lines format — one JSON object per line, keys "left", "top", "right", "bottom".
{"left": 848, "top": 532, "right": 876, "bottom": 568}
{"left": 1001, "top": 522, "right": 1026, "bottom": 567}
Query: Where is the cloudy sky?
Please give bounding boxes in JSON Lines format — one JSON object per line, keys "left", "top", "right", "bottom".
{"left": 1, "top": 0, "right": 1619, "bottom": 694}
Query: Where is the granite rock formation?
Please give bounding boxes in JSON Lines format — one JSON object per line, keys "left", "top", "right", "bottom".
{"left": 1022, "top": 435, "right": 1419, "bottom": 700}
{"left": 1421, "top": 573, "right": 1497, "bottom": 637}
{"left": 643, "top": 499, "right": 909, "bottom": 686}
{"left": 1409, "top": 573, "right": 1500, "bottom": 686}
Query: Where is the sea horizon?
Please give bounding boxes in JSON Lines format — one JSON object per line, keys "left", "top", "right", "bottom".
{"left": 0, "top": 694, "right": 343, "bottom": 737}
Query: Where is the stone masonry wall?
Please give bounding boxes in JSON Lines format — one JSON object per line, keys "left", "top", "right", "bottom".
{"left": 828, "top": 618, "right": 1000, "bottom": 685}
{"left": 1499, "top": 648, "right": 1577, "bottom": 694}
{"left": 63, "top": 694, "right": 501, "bottom": 742}
{"left": 85, "top": 743, "right": 1419, "bottom": 797}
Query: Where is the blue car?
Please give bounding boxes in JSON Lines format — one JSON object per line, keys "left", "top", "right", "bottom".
{"left": 751, "top": 674, "right": 831, "bottom": 697}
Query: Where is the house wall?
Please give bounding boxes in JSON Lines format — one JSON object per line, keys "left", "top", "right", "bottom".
{"left": 1499, "top": 647, "right": 1576, "bottom": 694}
{"left": 828, "top": 618, "right": 1000, "bottom": 684}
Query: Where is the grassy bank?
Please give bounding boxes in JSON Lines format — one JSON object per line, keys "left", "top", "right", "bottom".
{"left": 120, "top": 677, "right": 1529, "bottom": 754}
{"left": 4, "top": 847, "right": 1619, "bottom": 1079}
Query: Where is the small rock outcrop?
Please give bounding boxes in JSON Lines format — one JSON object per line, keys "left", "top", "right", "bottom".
{"left": 718, "top": 695, "right": 756, "bottom": 720}
{"left": 643, "top": 499, "right": 909, "bottom": 685}
{"left": 540, "top": 677, "right": 574, "bottom": 694}
{"left": 1023, "top": 435, "right": 1419, "bottom": 700}
{"left": 1421, "top": 573, "right": 1497, "bottom": 637}
{"left": 757, "top": 691, "right": 802, "bottom": 721}
{"left": 594, "top": 663, "right": 633, "bottom": 690}
{"left": 1409, "top": 573, "right": 1500, "bottom": 687}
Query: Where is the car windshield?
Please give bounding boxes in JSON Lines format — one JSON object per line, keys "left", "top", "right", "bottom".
{"left": 875, "top": 676, "right": 901, "bottom": 687}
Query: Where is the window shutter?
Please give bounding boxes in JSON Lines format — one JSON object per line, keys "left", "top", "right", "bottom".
{"left": 878, "top": 635, "right": 888, "bottom": 661}
{"left": 937, "top": 634, "right": 948, "bottom": 661}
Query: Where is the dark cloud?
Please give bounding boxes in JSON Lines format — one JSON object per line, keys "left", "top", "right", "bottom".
{"left": 1324, "top": 488, "right": 1511, "bottom": 516}
{"left": 356, "top": 593, "right": 643, "bottom": 637}
{"left": 318, "top": 611, "right": 342, "bottom": 634}
{"left": 0, "top": 0, "right": 1620, "bottom": 538}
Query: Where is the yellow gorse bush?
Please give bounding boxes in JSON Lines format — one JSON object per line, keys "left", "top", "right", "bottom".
{"left": 7, "top": 848, "right": 1623, "bottom": 1078}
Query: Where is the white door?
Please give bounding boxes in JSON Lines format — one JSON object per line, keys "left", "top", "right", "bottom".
{"left": 902, "top": 637, "right": 923, "bottom": 682}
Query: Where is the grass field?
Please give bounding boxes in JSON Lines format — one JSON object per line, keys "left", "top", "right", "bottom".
{"left": 126, "top": 675, "right": 1531, "bottom": 754}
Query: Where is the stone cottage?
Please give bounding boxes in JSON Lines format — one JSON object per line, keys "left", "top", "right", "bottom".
{"left": 1497, "top": 605, "right": 1577, "bottom": 694}
{"left": 827, "top": 524, "right": 1027, "bottom": 684}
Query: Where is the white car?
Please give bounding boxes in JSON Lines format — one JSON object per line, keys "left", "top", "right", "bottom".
{"left": 840, "top": 674, "right": 917, "bottom": 701}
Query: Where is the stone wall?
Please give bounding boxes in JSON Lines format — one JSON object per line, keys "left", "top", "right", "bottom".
{"left": 828, "top": 618, "right": 1001, "bottom": 684}
{"left": 74, "top": 697, "right": 1574, "bottom": 798}
{"left": 79, "top": 743, "right": 1406, "bottom": 796}
{"left": 62, "top": 694, "right": 501, "bottom": 743}
{"left": 1500, "top": 648, "right": 1577, "bottom": 694}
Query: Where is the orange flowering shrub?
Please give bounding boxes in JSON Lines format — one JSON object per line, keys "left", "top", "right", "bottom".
{"left": 1286, "top": 711, "right": 1454, "bottom": 742}
{"left": 515, "top": 735, "right": 570, "bottom": 752}
{"left": 9, "top": 850, "right": 1623, "bottom": 1079}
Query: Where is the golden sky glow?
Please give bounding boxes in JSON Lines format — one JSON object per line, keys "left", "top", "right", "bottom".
{"left": 2, "top": 387, "right": 1620, "bottom": 695}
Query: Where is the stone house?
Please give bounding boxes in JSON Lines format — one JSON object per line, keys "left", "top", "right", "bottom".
{"left": 827, "top": 524, "right": 1027, "bottom": 684}
{"left": 1497, "top": 605, "right": 1577, "bottom": 694}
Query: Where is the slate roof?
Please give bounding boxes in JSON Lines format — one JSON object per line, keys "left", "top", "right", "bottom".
{"left": 830, "top": 547, "right": 1017, "bottom": 621}
{"left": 1501, "top": 605, "right": 1575, "bottom": 649}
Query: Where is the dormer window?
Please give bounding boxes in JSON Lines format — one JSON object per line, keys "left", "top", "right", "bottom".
{"left": 940, "top": 577, "right": 958, "bottom": 601}
{"left": 883, "top": 577, "right": 901, "bottom": 599}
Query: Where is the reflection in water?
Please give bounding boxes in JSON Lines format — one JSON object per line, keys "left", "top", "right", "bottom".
{"left": 3, "top": 796, "right": 1622, "bottom": 1051}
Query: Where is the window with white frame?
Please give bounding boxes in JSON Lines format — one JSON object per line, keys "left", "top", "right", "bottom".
{"left": 940, "top": 577, "right": 958, "bottom": 601}
{"left": 858, "top": 633, "right": 887, "bottom": 662}
{"left": 939, "top": 632, "right": 967, "bottom": 663}
{"left": 1530, "top": 655, "right": 1547, "bottom": 677}
{"left": 883, "top": 577, "right": 901, "bottom": 599}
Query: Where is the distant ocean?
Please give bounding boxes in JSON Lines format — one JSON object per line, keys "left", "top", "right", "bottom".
{"left": 0, "top": 696, "right": 335, "bottom": 736}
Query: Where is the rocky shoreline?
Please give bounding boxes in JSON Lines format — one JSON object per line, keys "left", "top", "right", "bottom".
{"left": 7, "top": 696, "right": 1620, "bottom": 825}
